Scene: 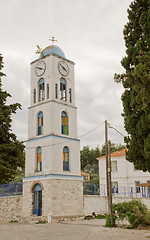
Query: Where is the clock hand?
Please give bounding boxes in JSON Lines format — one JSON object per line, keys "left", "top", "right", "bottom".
{"left": 60, "top": 64, "right": 67, "bottom": 72}
{"left": 36, "top": 67, "right": 44, "bottom": 70}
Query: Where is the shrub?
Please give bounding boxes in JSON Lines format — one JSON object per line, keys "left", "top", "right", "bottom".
{"left": 105, "top": 200, "right": 150, "bottom": 228}
{"left": 105, "top": 214, "right": 116, "bottom": 228}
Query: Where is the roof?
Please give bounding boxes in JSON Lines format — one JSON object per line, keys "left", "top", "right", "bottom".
{"left": 97, "top": 148, "right": 128, "bottom": 160}
{"left": 139, "top": 183, "right": 150, "bottom": 187}
{"left": 40, "top": 45, "right": 66, "bottom": 59}
{"left": 81, "top": 172, "right": 90, "bottom": 176}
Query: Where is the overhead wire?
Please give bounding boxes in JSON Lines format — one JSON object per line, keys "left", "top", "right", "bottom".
{"left": 107, "top": 122, "right": 125, "bottom": 138}
{"left": 26, "top": 121, "right": 105, "bottom": 149}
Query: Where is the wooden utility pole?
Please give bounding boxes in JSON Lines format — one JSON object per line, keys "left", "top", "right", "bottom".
{"left": 105, "top": 120, "right": 109, "bottom": 208}
{"left": 108, "top": 140, "right": 113, "bottom": 226}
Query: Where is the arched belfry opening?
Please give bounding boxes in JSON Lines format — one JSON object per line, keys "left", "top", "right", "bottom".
{"left": 33, "top": 184, "right": 42, "bottom": 216}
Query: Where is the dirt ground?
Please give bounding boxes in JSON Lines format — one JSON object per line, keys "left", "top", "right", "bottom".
{"left": 0, "top": 219, "right": 150, "bottom": 240}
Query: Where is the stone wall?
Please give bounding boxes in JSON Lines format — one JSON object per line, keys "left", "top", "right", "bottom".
{"left": 22, "top": 176, "right": 84, "bottom": 222}
{"left": 0, "top": 195, "right": 22, "bottom": 222}
{"left": 1, "top": 193, "right": 150, "bottom": 223}
{"left": 52, "top": 179, "right": 83, "bottom": 219}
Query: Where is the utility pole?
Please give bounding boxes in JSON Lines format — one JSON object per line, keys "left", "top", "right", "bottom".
{"left": 105, "top": 120, "right": 109, "bottom": 209}
{"left": 108, "top": 140, "right": 113, "bottom": 226}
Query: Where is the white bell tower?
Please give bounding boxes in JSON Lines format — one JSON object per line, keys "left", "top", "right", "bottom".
{"left": 22, "top": 42, "right": 83, "bottom": 221}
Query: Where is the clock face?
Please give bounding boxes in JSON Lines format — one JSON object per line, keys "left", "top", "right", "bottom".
{"left": 35, "top": 61, "right": 46, "bottom": 77}
{"left": 58, "top": 61, "right": 69, "bottom": 76}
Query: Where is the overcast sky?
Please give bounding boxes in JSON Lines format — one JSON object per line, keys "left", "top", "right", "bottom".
{"left": 1, "top": 0, "right": 132, "bottom": 150}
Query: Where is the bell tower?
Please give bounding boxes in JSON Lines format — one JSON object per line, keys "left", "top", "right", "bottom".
{"left": 22, "top": 42, "right": 83, "bottom": 221}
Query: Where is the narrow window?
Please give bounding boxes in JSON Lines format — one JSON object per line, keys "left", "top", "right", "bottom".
{"left": 37, "top": 147, "right": 42, "bottom": 172}
{"left": 38, "top": 78, "right": 44, "bottom": 101}
{"left": 112, "top": 182, "right": 118, "bottom": 194}
{"left": 61, "top": 111, "right": 68, "bottom": 135}
{"left": 55, "top": 84, "right": 58, "bottom": 98}
{"left": 38, "top": 112, "right": 43, "bottom": 135}
{"left": 135, "top": 181, "right": 140, "bottom": 193}
{"left": 60, "top": 78, "right": 66, "bottom": 101}
{"left": 34, "top": 89, "right": 36, "bottom": 103}
{"left": 63, "top": 146, "right": 69, "bottom": 171}
{"left": 47, "top": 84, "right": 49, "bottom": 99}
{"left": 69, "top": 88, "right": 72, "bottom": 103}
{"left": 111, "top": 161, "right": 117, "bottom": 172}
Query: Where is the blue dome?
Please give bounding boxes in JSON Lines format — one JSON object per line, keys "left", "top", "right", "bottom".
{"left": 40, "top": 45, "right": 66, "bottom": 59}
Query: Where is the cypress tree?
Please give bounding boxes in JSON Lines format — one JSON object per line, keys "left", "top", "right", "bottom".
{"left": 0, "top": 54, "right": 25, "bottom": 183}
{"left": 114, "top": 0, "right": 150, "bottom": 171}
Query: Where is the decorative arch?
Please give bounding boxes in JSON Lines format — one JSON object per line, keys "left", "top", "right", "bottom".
{"left": 38, "top": 111, "right": 43, "bottom": 135}
{"left": 63, "top": 146, "right": 69, "bottom": 171}
{"left": 60, "top": 78, "right": 66, "bottom": 101}
{"left": 31, "top": 181, "right": 44, "bottom": 193}
{"left": 38, "top": 78, "right": 44, "bottom": 101}
{"left": 61, "top": 111, "right": 69, "bottom": 135}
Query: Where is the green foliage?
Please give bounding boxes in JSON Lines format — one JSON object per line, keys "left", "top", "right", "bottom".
{"left": 35, "top": 220, "right": 47, "bottom": 224}
{"left": 0, "top": 54, "right": 25, "bottom": 184}
{"left": 11, "top": 168, "right": 25, "bottom": 183}
{"left": 105, "top": 200, "right": 150, "bottom": 228}
{"left": 90, "top": 173, "right": 99, "bottom": 184}
{"left": 80, "top": 143, "right": 125, "bottom": 175}
{"left": 80, "top": 146, "right": 92, "bottom": 170}
{"left": 114, "top": 0, "right": 150, "bottom": 171}
{"left": 9, "top": 220, "right": 18, "bottom": 223}
{"left": 85, "top": 214, "right": 106, "bottom": 220}
{"left": 105, "top": 214, "right": 117, "bottom": 228}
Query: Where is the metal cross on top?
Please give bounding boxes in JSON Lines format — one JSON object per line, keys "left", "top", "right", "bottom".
{"left": 49, "top": 36, "right": 57, "bottom": 45}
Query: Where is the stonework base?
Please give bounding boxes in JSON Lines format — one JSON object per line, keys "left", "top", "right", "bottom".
{"left": 22, "top": 176, "right": 84, "bottom": 222}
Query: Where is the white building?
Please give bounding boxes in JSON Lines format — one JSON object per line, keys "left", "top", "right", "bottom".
{"left": 22, "top": 43, "right": 83, "bottom": 221}
{"left": 97, "top": 149, "right": 150, "bottom": 197}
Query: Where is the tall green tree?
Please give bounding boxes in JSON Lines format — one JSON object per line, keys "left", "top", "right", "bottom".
{"left": 0, "top": 54, "right": 25, "bottom": 184}
{"left": 114, "top": 0, "right": 150, "bottom": 171}
{"left": 80, "top": 143, "right": 125, "bottom": 172}
{"left": 80, "top": 146, "right": 91, "bottom": 170}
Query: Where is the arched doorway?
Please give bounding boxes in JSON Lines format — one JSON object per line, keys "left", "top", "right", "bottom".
{"left": 33, "top": 184, "right": 42, "bottom": 216}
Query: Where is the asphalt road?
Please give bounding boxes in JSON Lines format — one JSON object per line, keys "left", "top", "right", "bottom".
{"left": 0, "top": 219, "right": 150, "bottom": 240}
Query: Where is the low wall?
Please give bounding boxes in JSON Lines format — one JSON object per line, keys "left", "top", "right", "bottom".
{"left": 83, "top": 195, "right": 108, "bottom": 216}
{"left": 0, "top": 194, "right": 150, "bottom": 222}
{"left": 0, "top": 195, "right": 22, "bottom": 222}
{"left": 83, "top": 195, "right": 150, "bottom": 216}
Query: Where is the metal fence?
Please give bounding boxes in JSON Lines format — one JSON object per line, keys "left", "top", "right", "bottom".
{"left": 99, "top": 184, "right": 150, "bottom": 198}
{"left": 1, "top": 182, "right": 150, "bottom": 199}
{"left": 83, "top": 183, "right": 150, "bottom": 198}
{"left": 83, "top": 183, "right": 99, "bottom": 195}
{"left": 0, "top": 182, "right": 23, "bottom": 197}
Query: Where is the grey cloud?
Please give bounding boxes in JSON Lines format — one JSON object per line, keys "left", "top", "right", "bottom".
{"left": 1, "top": 0, "right": 131, "bottom": 149}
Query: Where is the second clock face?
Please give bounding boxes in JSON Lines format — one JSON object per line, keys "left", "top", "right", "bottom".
{"left": 58, "top": 61, "right": 69, "bottom": 76}
{"left": 35, "top": 61, "right": 46, "bottom": 77}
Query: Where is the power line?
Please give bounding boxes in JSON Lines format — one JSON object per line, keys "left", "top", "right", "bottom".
{"left": 26, "top": 121, "right": 104, "bottom": 150}
{"left": 79, "top": 121, "right": 104, "bottom": 138}
{"left": 107, "top": 123, "right": 125, "bottom": 137}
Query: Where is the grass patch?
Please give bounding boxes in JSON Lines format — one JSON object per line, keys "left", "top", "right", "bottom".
{"left": 85, "top": 214, "right": 106, "bottom": 220}
{"left": 95, "top": 214, "right": 106, "bottom": 219}
{"left": 9, "top": 220, "right": 18, "bottom": 223}
{"left": 35, "top": 220, "right": 47, "bottom": 224}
